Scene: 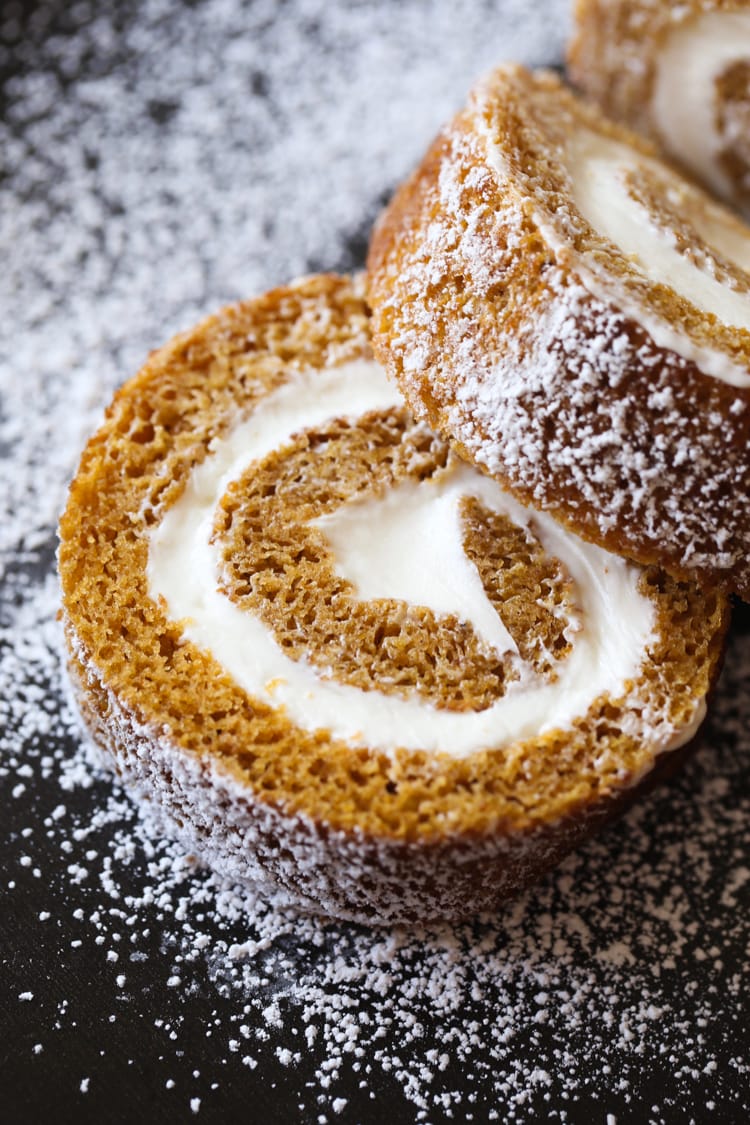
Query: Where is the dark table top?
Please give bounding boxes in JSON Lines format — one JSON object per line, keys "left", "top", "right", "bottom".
{"left": 1, "top": 2, "right": 748, "bottom": 1123}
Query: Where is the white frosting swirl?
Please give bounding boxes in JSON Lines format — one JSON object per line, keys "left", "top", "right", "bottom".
{"left": 147, "top": 359, "right": 657, "bottom": 758}
{"left": 312, "top": 469, "right": 517, "bottom": 656}
{"left": 486, "top": 113, "right": 750, "bottom": 389}
{"left": 568, "top": 130, "right": 750, "bottom": 332}
{"left": 562, "top": 127, "right": 750, "bottom": 388}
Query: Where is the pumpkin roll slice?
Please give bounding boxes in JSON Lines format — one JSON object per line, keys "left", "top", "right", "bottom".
{"left": 367, "top": 64, "right": 750, "bottom": 599}
{"left": 569, "top": 0, "right": 750, "bottom": 218}
{"left": 59, "top": 275, "right": 728, "bottom": 926}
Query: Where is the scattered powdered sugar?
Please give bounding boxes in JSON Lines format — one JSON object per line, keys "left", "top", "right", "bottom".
{"left": 2, "top": 0, "right": 749, "bottom": 1121}
{"left": 3, "top": 570, "right": 750, "bottom": 1121}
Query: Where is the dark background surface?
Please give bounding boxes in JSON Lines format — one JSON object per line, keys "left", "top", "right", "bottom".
{"left": 1, "top": 2, "right": 749, "bottom": 1123}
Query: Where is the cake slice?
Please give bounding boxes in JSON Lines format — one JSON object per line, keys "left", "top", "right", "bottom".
{"left": 367, "top": 65, "right": 750, "bottom": 598}
{"left": 59, "top": 274, "right": 729, "bottom": 924}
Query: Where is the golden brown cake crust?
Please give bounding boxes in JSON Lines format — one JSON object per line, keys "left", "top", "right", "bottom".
{"left": 366, "top": 66, "right": 750, "bottom": 600}
{"left": 59, "top": 274, "right": 729, "bottom": 924}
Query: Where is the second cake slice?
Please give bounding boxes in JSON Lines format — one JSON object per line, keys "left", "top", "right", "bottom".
{"left": 367, "top": 64, "right": 750, "bottom": 598}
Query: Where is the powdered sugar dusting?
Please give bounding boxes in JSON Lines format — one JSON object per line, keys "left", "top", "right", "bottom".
{"left": 3, "top": 574, "right": 749, "bottom": 1120}
{"left": 369, "top": 72, "right": 750, "bottom": 593}
{"left": 2, "top": 1, "right": 748, "bottom": 1120}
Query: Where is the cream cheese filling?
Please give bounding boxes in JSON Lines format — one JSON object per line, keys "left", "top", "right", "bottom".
{"left": 147, "top": 359, "right": 658, "bottom": 758}
{"left": 486, "top": 119, "right": 750, "bottom": 388}
{"left": 311, "top": 469, "right": 517, "bottom": 657}
{"left": 651, "top": 9, "right": 750, "bottom": 203}
{"left": 566, "top": 129, "right": 750, "bottom": 338}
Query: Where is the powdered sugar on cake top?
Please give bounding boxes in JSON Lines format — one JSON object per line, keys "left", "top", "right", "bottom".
{"left": 374, "top": 83, "right": 750, "bottom": 587}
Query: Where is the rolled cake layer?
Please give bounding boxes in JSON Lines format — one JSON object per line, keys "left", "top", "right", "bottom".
{"left": 59, "top": 274, "right": 728, "bottom": 925}
{"left": 367, "top": 65, "right": 750, "bottom": 599}
{"left": 569, "top": 0, "right": 750, "bottom": 217}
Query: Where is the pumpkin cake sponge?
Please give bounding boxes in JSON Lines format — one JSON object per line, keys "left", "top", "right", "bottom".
{"left": 59, "top": 274, "right": 729, "bottom": 925}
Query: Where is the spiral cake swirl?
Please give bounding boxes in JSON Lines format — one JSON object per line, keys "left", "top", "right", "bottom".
{"left": 59, "top": 275, "right": 728, "bottom": 924}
